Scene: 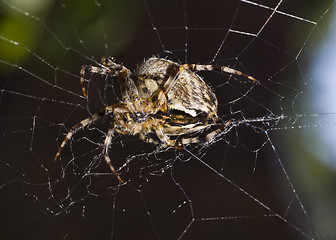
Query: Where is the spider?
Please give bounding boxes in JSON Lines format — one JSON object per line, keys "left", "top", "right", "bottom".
{"left": 54, "top": 56, "right": 257, "bottom": 183}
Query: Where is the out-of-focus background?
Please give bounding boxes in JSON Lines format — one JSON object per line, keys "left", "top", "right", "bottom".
{"left": 1, "top": 0, "right": 335, "bottom": 239}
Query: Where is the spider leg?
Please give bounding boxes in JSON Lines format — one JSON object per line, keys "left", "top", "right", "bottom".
{"left": 201, "top": 119, "right": 232, "bottom": 143}
{"left": 168, "top": 120, "right": 232, "bottom": 148}
{"left": 103, "top": 128, "right": 124, "bottom": 183}
{"left": 154, "top": 125, "right": 176, "bottom": 148}
{"left": 54, "top": 105, "right": 116, "bottom": 161}
{"left": 80, "top": 65, "right": 112, "bottom": 97}
{"left": 80, "top": 57, "right": 131, "bottom": 98}
{"left": 180, "top": 64, "right": 258, "bottom": 83}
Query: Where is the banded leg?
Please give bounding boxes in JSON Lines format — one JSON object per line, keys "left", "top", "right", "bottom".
{"left": 172, "top": 120, "right": 232, "bottom": 148}
{"left": 149, "top": 120, "right": 232, "bottom": 149}
{"left": 155, "top": 126, "right": 176, "bottom": 148}
{"left": 180, "top": 64, "right": 258, "bottom": 82}
{"left": 103, "top": 128, "right": 124, "bottom": 183}
{"left": 80, "top": 65, "right": 112, "bottom": 97}
{"left": 54, "top": 105, "right": 116, "bottom": 161}
{"left": 80, "top": 57, "right": 130, "bottom": 97}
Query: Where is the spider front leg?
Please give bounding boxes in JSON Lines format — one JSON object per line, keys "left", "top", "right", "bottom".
{"left": 80, "top": 65, "right": 112, "bottom": 97}
{"left": 180, "top": 63, "right": 258, "bottom": 83}
{"left": 54, "top": 104, "right": 125, "bottom": 183}
{"left": 80, "top": 57, "right": 129, "bottom": 97}
{"left": 54, "top": 105, "right": 115, "bottom": 161}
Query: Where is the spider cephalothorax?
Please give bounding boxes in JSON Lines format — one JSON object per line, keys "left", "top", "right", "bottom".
{"left": 55, "top": 57, "right": 257, "bottom": 182}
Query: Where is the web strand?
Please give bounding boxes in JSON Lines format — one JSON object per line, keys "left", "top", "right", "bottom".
{"left": 0, "top": 0, "right": 334, "bottom": 239}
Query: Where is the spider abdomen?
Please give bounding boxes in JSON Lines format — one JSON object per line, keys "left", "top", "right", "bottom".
{"left": 134, "top": 57, "right": 218, "bottom": 120}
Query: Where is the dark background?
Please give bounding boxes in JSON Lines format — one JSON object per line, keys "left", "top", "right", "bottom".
{"left": 0, "top": 0, "right": 335, "bottom": 239}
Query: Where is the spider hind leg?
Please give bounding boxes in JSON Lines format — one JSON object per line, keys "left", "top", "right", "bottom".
{"left": 159, "top": 120, "right": 232, "bottom": 149}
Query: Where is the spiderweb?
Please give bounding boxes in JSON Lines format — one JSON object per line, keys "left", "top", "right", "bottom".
{"left": 1, "top": 0, "right": 335, "bottom": 239}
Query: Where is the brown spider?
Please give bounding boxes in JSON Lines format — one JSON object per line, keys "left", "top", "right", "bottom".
{"left": 54, "top": 57, "right": 257, "bottom": 183}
